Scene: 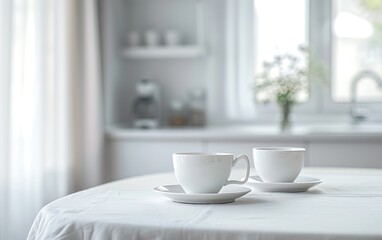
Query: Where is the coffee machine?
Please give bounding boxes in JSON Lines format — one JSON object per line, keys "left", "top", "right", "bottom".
{"left": 132, "top": 79, "right": 161, "bottom": 128}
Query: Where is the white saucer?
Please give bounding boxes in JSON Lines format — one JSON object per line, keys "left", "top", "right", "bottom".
{"left": 246, "top": 175, "right": 323, "bottom": 192}
{"left": 154, "top": 185, "right": 251, "bottom": 204}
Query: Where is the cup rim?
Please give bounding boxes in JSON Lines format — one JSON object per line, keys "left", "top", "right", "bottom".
{"left": 253, "top": 147, "right": 305, "bottom": 152}
{"left": 173, "top": 152, "right": 234, "bottom": 157}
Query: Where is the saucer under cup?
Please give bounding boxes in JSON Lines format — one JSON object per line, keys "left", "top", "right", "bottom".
{"left": 247, "top": 175, "right": 322, "bottom": 192}
{"left": 154, "top": 185, "right": 251, "bottom": 204}
{"left": 253, "top": 147, "right": 305, "bottom": 183}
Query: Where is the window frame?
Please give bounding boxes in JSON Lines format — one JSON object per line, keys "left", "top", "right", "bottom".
{"left": 237, "top": 0, "right": 382, "bottom": 124}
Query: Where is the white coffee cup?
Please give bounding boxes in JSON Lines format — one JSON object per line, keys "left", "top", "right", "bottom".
{"left": 253, "top": 147, "right": 305, "bottom": 183}
{"left": 173, "top": 153, "right": 250, "bottom": 194}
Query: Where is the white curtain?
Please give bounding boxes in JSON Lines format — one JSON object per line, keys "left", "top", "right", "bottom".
{"left": 225, "top": 0, "right": 255, "bottom": 120}
{"left": 0, "top": 0, "right": 104, "bottom": 239}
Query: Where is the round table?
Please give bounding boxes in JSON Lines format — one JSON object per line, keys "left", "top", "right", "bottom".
{"left": 28, "top": 168, "right": 382, "bottom": 240}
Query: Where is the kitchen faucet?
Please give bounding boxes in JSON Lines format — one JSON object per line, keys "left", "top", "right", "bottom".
{"left": 350, "top": 70, "right": 382, "bottom": 124}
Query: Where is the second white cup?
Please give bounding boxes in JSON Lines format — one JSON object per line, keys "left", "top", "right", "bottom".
{"left": 253, "top": 147, "right": 305, "bottom": 183}
{"left": 173, "top": 153, "right": 250, "bottom": 194}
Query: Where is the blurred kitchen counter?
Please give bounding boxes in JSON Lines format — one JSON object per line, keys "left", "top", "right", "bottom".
{"left": 106, "top": 123, "right": 382, "bottom": 141}
{"left": 105, "top": 123, "right": 382, "bottom": 181}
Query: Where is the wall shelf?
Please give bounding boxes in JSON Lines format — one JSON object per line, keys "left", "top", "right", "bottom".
{"left": 123, "top": 0, "right": 205, "bottom": 60}
{"left": 123, "top": 46, "right": 206, "bottom": 59}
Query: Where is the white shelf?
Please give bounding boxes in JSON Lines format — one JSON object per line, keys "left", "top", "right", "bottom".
{"left": 123, "top": 46, "right": 206, "bottom": 59}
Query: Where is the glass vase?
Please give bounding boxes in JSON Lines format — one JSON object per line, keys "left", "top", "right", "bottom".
{"left": 280, "top": 103, "right": 291, "bottom": 131}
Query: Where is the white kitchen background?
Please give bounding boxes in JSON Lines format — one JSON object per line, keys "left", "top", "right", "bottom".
{"left": 99, "top": 0, "right": 382, "bottom": 182}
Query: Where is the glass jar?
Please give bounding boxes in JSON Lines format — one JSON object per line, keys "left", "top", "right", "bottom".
{"left": 168, "top": 100, "right": 187, "bottom": 127}
{"left": 187, "top": 88, "right": 206, "bottom": 126}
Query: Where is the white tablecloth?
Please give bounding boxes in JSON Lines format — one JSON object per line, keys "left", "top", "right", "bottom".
{"left": 27, "top": 168, "right": 382, "bottom": 240}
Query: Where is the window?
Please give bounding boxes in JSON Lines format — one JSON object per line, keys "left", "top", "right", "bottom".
{"left": 332, "top": 0, "right": 382, "bottom": 102}
{"left": 254, "top": 0, "right": 308, "bottom": 103}
{"left": 243, "top": 0, "right": 382, "bottom": 122}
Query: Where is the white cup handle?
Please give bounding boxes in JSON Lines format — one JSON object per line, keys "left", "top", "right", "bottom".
{"left": 225, "top": 154, "right": 250, "bottom": 185}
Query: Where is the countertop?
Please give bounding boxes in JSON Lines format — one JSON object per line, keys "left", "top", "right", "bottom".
{"left": 106, "top": 123, "right": 382, "bottom": 141}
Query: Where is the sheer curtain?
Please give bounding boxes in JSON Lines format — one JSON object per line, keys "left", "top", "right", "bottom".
{"left": 0, "top": 0, "right": 103, "bottom": 239}
{"left": 225, "top": 0, "right": 254, "bottom": 120}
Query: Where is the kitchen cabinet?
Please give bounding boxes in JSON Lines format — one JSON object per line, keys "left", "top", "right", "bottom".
{"left": 308, "top": 142, "right": 382, "bottom": 168}
{"left": 105, "top": 127, "right": 382, "bottom": 181}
